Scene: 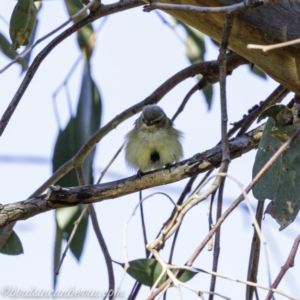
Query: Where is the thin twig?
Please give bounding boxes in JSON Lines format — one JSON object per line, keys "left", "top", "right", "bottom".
{"left": 155, "top": 11, "right": 186, "bottom": 46}
{"left": 55, "top": 205, "right": 89, "bottom": 275}
{"left": 172, "top": 77, "right": 210, "bottom": 122}
{"left": 208, "top": 177, "right": 225, "bottom": 299}
{"left": 52, "top": 56, "right": 81, "bottom": 127}
{"left": 143, "top": 0, "right": 281, "bottom": 14}
{"left": 123, "top": 192, "right": 176, "bottom": 269}
{"left": 266, "top": 234, "right": 300, "bottom": 300}
{"left": 167, "top": 176, "right": 198, "bottom": 256}
{"left": 162, "top": 177, "right": 199, "bottom": 300}
{"left": 174, "top": 265, "right": 296, "bottom": 299}
{"left": 227, "top": 85, "right": 289, "bottom": 139}
{"left": 207, "top": 15, "right": 234, "bottom": 294}
{"left": 207, "top": 191, "right": 216, "bottom": 252}
{"left": 223, "top": 174, "right": 272, "bottom": 294}
{"left": 76, "top": 165, "right": 86, "bottom": 186}
{"left": 248, "top": 37, "right": 300, "bottom": 52}
{"left": 236, "top": 85, "right": 289, "bottom": 136}
{"left": 75, "top": 165, "right": 115, "bottom": 300}
{"left": 96, "top": 143, "right": 124, "bottom": 184}
{"left": 139, "top": 191, "right": 149, "bottom": 257}
{"left": 88, "top": 204, "right": 115, "bottom": 300}
{"left": 246, "top": 200, "right": 264, "bottom": 300}
{"left": 52, "top": 17, "right": 109, "bottom": 129}
{"left": 219, "top": 14, "right": 234, "bottom": 163}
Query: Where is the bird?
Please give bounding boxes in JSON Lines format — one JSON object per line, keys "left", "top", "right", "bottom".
{"left": 124, "top": 104, "right": 183, "bottom": 173}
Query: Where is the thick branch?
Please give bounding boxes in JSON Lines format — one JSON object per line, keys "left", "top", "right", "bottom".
{"left": 0, "top": 124, "right": 264, "bottom": 228}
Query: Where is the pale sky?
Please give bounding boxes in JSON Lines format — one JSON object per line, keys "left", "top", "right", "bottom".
{"left": 0, "top": 1, "right": 299, "bottom": 299}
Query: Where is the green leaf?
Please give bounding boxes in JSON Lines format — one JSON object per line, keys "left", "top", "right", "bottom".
{"left": 210, "top": 37, "right": 219, "bottom": 48}
{"left": 9, "top": 0, "right": 37, "bottom": 50}
{"left": 53, "top": 226, "right": 63, "bottom": 289}
{"left": 0, "top": 32, "right": 28, "bottom": 71}
{"left": 258, "top": 105, "right": 294, "bottom": 128}
{"left": 52, "top": 58, "right": 101, "bottom": 282}
{"left": 174, "top": 19, "right": 213, "bottom": 108}
{"left": 269, "top": 124, "right": 300, "bottom": 142}
{"left": 64, "top": 0, "right": 95, "bottom": 59}
{"left": 202, "top": 84, "right": 213, "bottom": 109}
{"left": 52, "top": 58, "right": 102, "bottom": 187}
{"left": 249, "top": 64, "right": 267, "bottom": 79}
{"left": 56, "top": 206, "right": 89, "bottom": 261}
{"left": 175, "top": 19, "right": 206, "bottom": 64}
{"left": 22, "top": 18, "right": 39, "bottom": 70}
{"left": 252, "top": 118, "right": 300, "bottom": 230}
{"left": 0, "top": 229, "right": 23, "bottom": 255}
{"left": 119, "top": 259, "right": 197, "bottom": 287}
{"left": 21, "top": 3, "right": 41, "bottom": 68}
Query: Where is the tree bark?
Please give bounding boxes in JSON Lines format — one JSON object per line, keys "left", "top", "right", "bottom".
{"left": 158, "top": 0, "right": 300, "bottom": 94}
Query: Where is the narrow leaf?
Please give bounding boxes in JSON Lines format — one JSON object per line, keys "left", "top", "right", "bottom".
{"left": 53, "top": 226, "right": 63, "bottom": 289}
{"left": 52, "top": 58, "right": 101, "bottom": 274}
{"left": 64, "top": 0, "right": 95, "bottom": 58}
{"left": 175, "top": 19, "right": 206, "bottom": 64}
{"left": 202, "top": 84, "right": 213, "bottom": 109}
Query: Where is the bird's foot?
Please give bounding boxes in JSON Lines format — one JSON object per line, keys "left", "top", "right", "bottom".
{"left": 137, "top": 170, "right": 144, "bottom": 179}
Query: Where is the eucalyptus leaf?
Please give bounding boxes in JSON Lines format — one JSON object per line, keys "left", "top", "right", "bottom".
{"left": 0, "top": 229, "right": 23, "bottom": 255}
{"left": 257, "top": 105, "right": 293, "bottom": 127}
{"left": 9, "top": 0, "right": 37, "bottom": 50}
{"left": 52, "top": 58, "right": 101, "bottom": 287}
{"left": 253, "top": 118, "right": 300, "bottom": 230}
{"left": 269, "top": 124, "right": 300, "bottom": 142}
{"left": 53, "top": 226, "right": 63, "bottom": 289}
{"left": 175, "top": 19, "right": 205, "bottom": 64}
{"left": 64, "top": 0, "right": 95, "bottom": 58}
{"left": 249, "top": 64, "right": 267, "bottom": 80}
{"left": 202, "top": 84, "right": 213, "bottom": 109}
{"left": 120, "top": 259, "right": 197, "bottom": 287}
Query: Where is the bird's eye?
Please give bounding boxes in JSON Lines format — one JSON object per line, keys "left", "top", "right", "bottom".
{"left": 153, "top": 118, "right": 162, "bottom": 125}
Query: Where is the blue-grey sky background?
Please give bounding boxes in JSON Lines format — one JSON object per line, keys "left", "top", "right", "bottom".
{"left": 0, "top": 1, "right": 299, "bottom": 299}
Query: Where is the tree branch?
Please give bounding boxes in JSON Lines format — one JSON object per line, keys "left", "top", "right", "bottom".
{"left": 143, "top": 0, "right": 281, "bottom": 14}
{"left": 266, "top": 234, "right": 300, "bottom": 300}
{"left": 0, "top": 124, "right": 263, "bottom": 228}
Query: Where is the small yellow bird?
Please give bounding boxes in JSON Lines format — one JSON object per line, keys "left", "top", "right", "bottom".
{"left": 124, "top": 104, "right": 183, "bottom": 173}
